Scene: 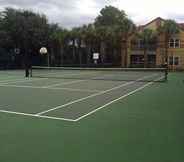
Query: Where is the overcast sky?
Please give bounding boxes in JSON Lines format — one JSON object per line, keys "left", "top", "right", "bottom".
{"left": 0, "top": 0, "right": 184, "bottom": 28}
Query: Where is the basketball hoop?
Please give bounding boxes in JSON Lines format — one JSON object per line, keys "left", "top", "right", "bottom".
{"left": 39, "top": 47, "right": 47, "bottom": 55}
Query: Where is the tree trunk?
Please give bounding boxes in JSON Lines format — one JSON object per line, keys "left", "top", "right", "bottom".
{"left": 144, "top": 42, "right": 148, "bottom": 68}
{"left": 113, "top": 48, "right": 117, "bottom": 65}
{"left": 121, "top": 38, "right": 128, "bottom": 67}
{"left": 143, "top": 48, "right": 147, "bottom": 68}
{"left": 87, "top": 44, "right": 91, "bottom": 66}
{"left": 78, "top": 38, "right": 82, "bottom": 67}
{"left": 165, "top": 34, "right": 169, "bottom": 64}
{"left": 49, "top": 47, "right": 54, "bottom": 67}
{"left": 124, "top": 42, "right": 128, "bottom": 67}
{"left": 100, "top": 41, "right": 106, "bottom": 65}
{"left": 60, "top": 44, "right": 64, "bottom": 66}
{"left": 72, "top": 39, "right": 75, "bottom": 63}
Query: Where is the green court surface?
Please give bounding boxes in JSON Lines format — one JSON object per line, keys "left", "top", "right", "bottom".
{"left": 0, "top": 70, "right": 183, "bottom": 162}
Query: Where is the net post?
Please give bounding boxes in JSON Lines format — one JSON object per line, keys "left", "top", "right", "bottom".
{"left": 165, "top": 68, "right": 168, "bottom": 81}
{"left": 164, "top": 62, "right": 168, "bottom": 81}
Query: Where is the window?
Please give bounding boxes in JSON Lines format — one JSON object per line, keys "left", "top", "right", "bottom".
{"left": 138, "top": 39, "right": 144, "bottom": 49}
{"left": 131, "top": 55, "right": 144, "bottom": 65}
{"left": 174, "top": 57, "right": 179, "bottom": 65}
{"left": 169, "top": 38, "right": 180, "bottom": 48}
{"left": 131, "top": 39, "right": 144, "bottom": 49}
{"left": 169, "top": 56, "right": 179, "bottom": 65}
{"left": 169, "top": 56, "right": 173, "bottom": 65}
{"left": 148, "top": 55, "right": 156, "bottom": 66}
{"left": 169, "top": 39, "right": 174, "bottom": 48}
{"left": 175, "top": 39, "right": 180, "bottom": 48}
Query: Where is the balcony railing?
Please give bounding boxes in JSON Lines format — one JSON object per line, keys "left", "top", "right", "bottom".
{"left": 130, "top": 44, "right": 157, "bottom": 50}
{"left": 131, "top": 50, "right": 156, "bottom": 55}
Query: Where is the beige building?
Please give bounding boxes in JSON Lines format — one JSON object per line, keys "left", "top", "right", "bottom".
{"left": 124, "top": 17, "right": 184, "bottom": 70}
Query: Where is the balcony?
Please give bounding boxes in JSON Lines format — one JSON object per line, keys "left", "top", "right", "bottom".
{"left": 131, "top": 50, "right": 156, "bottom": 55}
{"left": 131, "top": 44, "right": 157, "bottom": 51}
{"left": 130, "top": 40, "right": 157, "bottom": 51}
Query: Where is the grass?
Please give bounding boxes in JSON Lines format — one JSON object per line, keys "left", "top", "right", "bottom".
{"left": 0, "top": 72, "right": 183, "bottom": 162}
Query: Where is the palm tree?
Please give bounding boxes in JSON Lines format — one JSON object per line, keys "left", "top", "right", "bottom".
{"left": 57, "top": 29, "right": 68, "bottom": 65}
{"left": 157, "top": 20, "right": 180, "bottom": 64}
{"left": 49, "top": 24, "right": 68, "bottom": 66}
{"left": 68, "top": 27, "right": 80, "bottom": 64}
{"left": 73, "top": 27, "right": 84, "bottom": 66}
{"left": 95, "top": 26, "right": 109, "bottom": 65}
{"left": 118, "top": 18, "right": 136, "bottom": 67}
{"left": 81, "top": 24, "right": 96, "bottom": 66}
{"left": 76, "top": 28, "right": 83, "bottom": 66}
{"left": 138, "top": 29, "right": 156, "bottom": 68}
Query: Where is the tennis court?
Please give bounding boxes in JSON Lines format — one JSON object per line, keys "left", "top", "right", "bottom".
{"left": 0, "top": 69, "right": 184, "bottom": 162}
{"left": 0, "top": 67, "right": 166, "bottom": 122}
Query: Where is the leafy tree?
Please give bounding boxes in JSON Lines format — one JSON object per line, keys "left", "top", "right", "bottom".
{"left": 0, "top": 6, "right": 137, "bottom": 68}
{"left": 95, "top": 6, "right": 135, "bottom": 66}
{"left": 95, "top": 6, "right": 126, "bottom": 27}
{"left": 0, "top": 8, "right": 50, "bottom": 67}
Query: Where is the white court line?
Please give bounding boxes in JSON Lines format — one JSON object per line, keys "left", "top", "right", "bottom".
{"left": 0, "top": 78, "right": 27, "bottom": 83}
{"left": 0, "top": 84, "right": 101, "bottom": 93}
{"left": 75, "top": 82, "right": 154, "bottom": 121}
{"left": 0, "top": 78, "right": 48, "bottom": 85}
{"left": 0, "top": 109, "right": 76, "bottom": 122}
{"left": 43, "top": 80, "right": 86, "bottom": 88}
{"left": 0, "top": 77, "right": 163, "bottom": 122}
{"left": 36, "top": 74, "right": 155, "bottom": 116}
{"left": 52, "top": 87, "right": 101, "bottom": 93}
{"left": 0, "top": 75, "right": 25, "bottom": 81}
{"left": 36, "top": 82, "right": 135, "bottom": 115}
{"left": 75, "top": 76, "right": 164, "bottom": 121}
{"left": 0, "top": 76, "right": 164, "bottom": 122}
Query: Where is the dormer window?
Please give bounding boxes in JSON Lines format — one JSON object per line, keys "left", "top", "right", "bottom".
{"left": 169, "top": 38, "right": 180, "bottom": 48}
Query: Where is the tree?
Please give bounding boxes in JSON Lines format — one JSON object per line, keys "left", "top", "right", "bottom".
{"left": 138, "top": 29, "right": 156, "bottom": 67}
{"left": 94, "top": 6, "right": 131, "bottom": 66}
{"left": 158, "top": 19, "right": 180, "bottom": 64}
{"left": 68, "top": 27, "right": 80, "bottom": 64}
{"left": 95, "top": 26, "right": 108, "bottom": 64}
{"left": 118, "top": 18, "right": 136, "bottom": 67}
{"left": 0, "top": 8, "right": 51, "bottom": 67}
{"left": 95, "top": 6, "right": 126, "bottom": 27}
{"left": 80, "top": 24, "right": 97, "bottom": 65}
{"left": 49, "top": 24, "right": 68, "bottom": 66}
{"left": 0, "top": 6, "right": 136, "bottom": 68}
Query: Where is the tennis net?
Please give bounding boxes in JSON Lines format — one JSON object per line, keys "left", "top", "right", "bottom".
{"left": 31, "top": 66, "right": 168, "bottom": 82}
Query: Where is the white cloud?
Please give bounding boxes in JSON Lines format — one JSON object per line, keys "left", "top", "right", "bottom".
{"left": 0, "top": 0, "right": 184, "bottom": 28}
{"left": 112, "top": 0, "right": 184, "bottom": 24}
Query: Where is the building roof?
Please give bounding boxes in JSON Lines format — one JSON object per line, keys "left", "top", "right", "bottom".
{"left": 137, "top": 17, "right": 183, "bottom": 31}
{"left": 137, "top": 17, "right": 164, "bottom": 31}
